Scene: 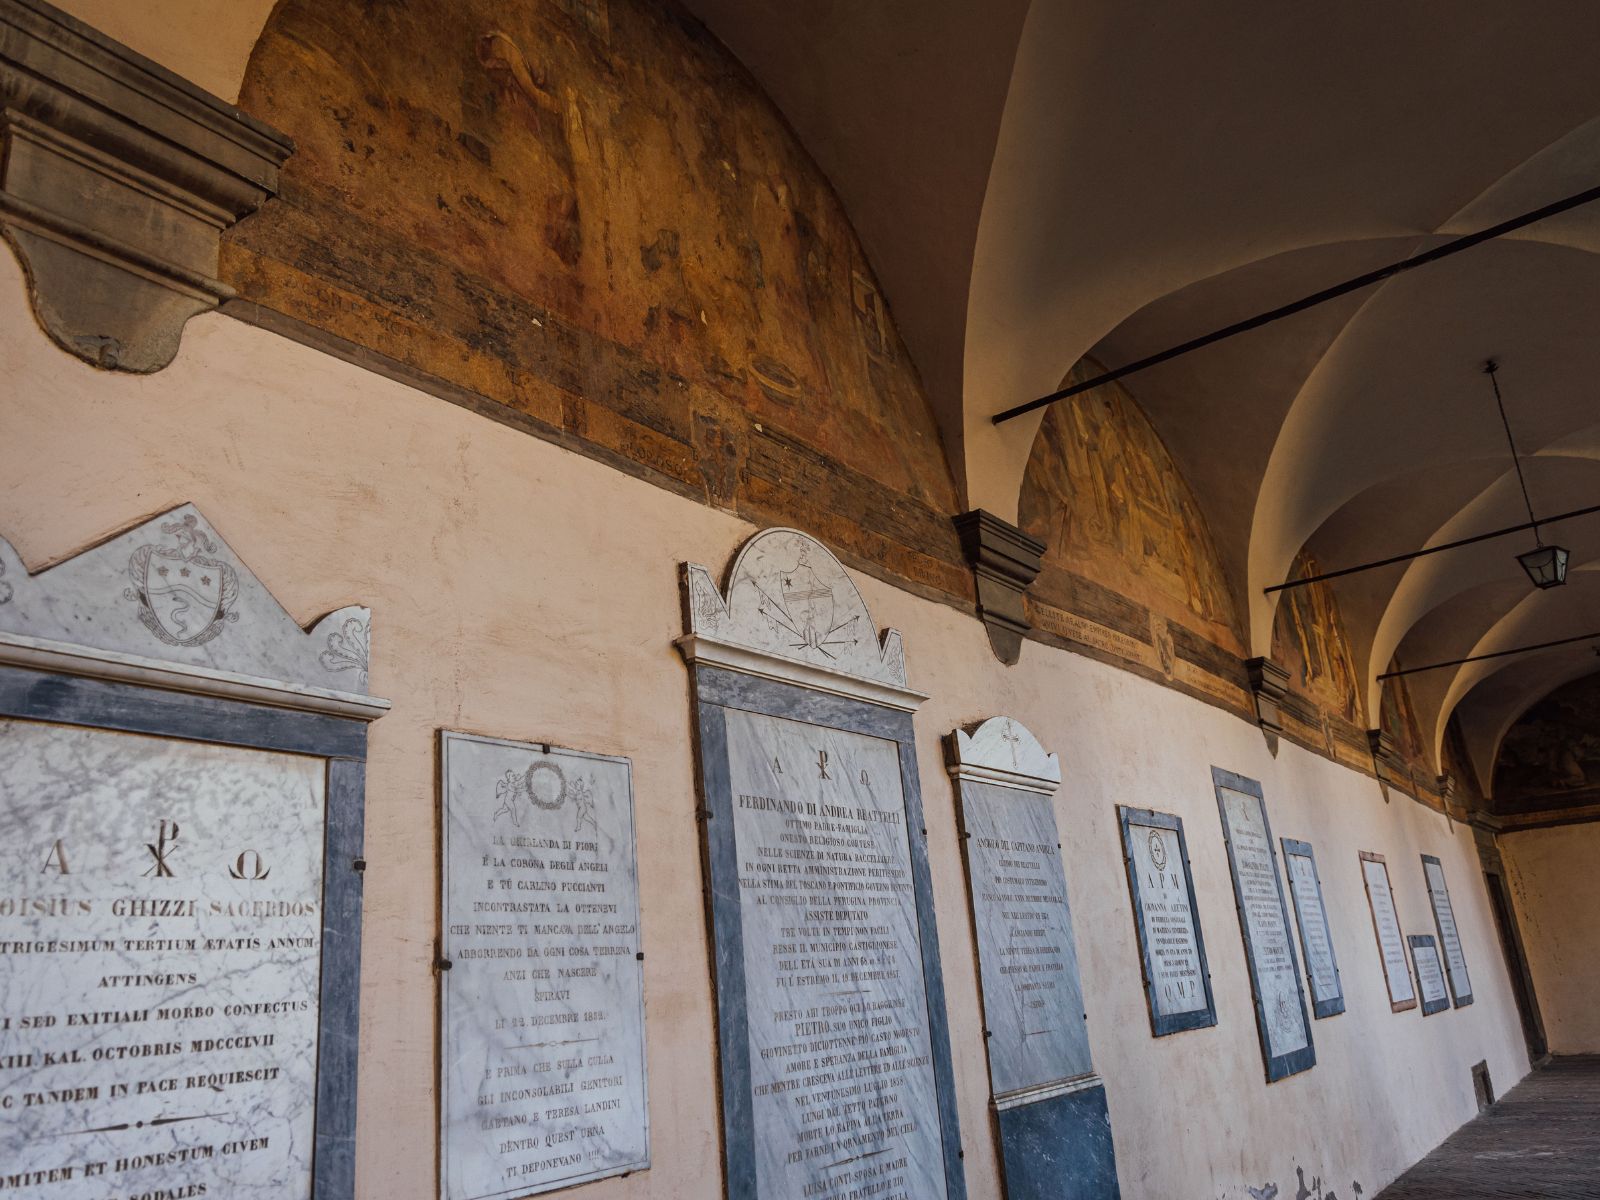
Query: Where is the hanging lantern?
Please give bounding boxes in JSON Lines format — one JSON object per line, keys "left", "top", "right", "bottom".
{"left": 1516, "top": 543, "right": 1569, "bottom": 589}
{"left": 1485, "top": 361, "right": 1567, "bottom": 591}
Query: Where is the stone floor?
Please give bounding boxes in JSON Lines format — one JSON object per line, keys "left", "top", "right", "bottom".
{"left": 1377, "top": 1055, "right": 1600, "bottom": 1199}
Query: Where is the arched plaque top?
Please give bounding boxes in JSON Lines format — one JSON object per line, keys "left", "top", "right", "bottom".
{"left": 0, "top": 503, "right": 387, "bottom": 719}
{"left": 946, "top": 716, "right": 1061, "bottom": 794}
{"left": 678, "top": 527, "right": 925, "bottom": 711}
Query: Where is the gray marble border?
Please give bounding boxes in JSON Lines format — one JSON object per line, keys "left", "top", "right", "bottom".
{"left": 1408, "top": 934, "right": 1451, "bottom": 1017}
{"left": 1210, "top": 768, "right": 1315, "bottom": 1083}
{"left": 1420, "top": 854, "right": 1474, "bottom": 1009}
{"left": 1280, "top": 838, "right": 1346, "bottom": 1020}
{"left": 0, "top": 665, "right": 368, "bottom": 1200}
{"left": 689, "top": 663, "right": 967, "bottom": 1200}
{"left": 1116, "top": 806, "right": 1217, "bottom": 1037}
{"left": 993, "top": 1082, "right": 1120, "bottom": 1200}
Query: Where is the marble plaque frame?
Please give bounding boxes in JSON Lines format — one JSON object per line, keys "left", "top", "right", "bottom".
{"left": 1408, "top": 934, "right": 1450, "bottom": 1017}
{"left": 1359, "top": 852, "right": 1417, "bottom": 1014}
{"left": 1280, "top": 838, "right": 1345, "bottom": 1019}
{"left": 1420, "top": 854, "right": 1473, "bottom": 1008}
{"left": 1211, "top": 769, "right": 1314, "bottom": 1082}
{"left": 1117, "top": 806, "right": 1217, "bottom": 1037}
{"left": 946, "top": 717, "right": 1120, "bottom": 1200}
{"left": 0, "top": 503, "right": 386, "bottom": 1200}
{"left": 678, "top": 528, "right": 966, "bottom": 1200}
{"left": 436, "top": 731, "right": 650, "bottom": 1199}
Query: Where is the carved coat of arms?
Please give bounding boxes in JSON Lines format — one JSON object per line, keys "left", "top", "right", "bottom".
{"left": 124, "top": 514, "right": 239, "bottom": 647}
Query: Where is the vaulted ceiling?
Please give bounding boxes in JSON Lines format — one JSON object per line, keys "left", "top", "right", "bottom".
{"left": 683, "top": 0, "right": 1600, "bottom": 794}
{"left": 54, "top": 0, "right": 1600, "bottom": 796}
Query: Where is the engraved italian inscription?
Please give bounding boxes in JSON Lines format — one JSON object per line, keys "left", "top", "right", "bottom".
{"left": 1360, "top": 855, "right": 1415, "bottom": 1010}
{"left": 1124, "top": 816, "right": 1209, "bottom": 1024}
{"left": 0, "top": 719, "right": 325, "bottom": 1200}
{"left": 960, "top": 780, "right": 1091, "bottom": 1096}
{"left": 726, "top": 709, "right": 948, "bottom": 1200}
{"left": 1282, "top": 844, "right": 1341, "bottom": 1012}
{"left": 1421, "top": 857, "right": 1472, "bottom": 1006}
{"left": 439, "top": 733, "right": 648, "bottom": 1200}
{"left": 1409, "top": 935, "right": 1450, "bottom": 1016}
{"left": 1216, "top": 785, "right": 1309, "bottom": 1066}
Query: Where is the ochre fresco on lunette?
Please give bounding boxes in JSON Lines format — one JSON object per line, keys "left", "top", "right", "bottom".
{"left": 225, "top": 0, "right": 964, "bottom": 596}
{"left": 1019, "top": 363, "right": 1243, "bottom": 657}
{"left": 1493, "top": 671, "right": 1600, "bottom": 816}
{"left": 1272, "top": 550, "right": 1363, "bottom": 727}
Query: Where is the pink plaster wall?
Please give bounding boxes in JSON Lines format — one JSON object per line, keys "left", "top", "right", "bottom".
{"left": 1501, "top": 823, "right": 1600, "bottom": 1054}
{"left": 0, "top": 251, "right": 1531, "bottom": 1199}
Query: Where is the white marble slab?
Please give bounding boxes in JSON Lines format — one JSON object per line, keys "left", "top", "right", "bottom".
{"left": 1411, "top": 937, "right": 1449, "bottom": 1011}
{"left": 439, "top": 732, "right": 648, "bottom": 1200}
{"left": 726, "top": 708, "right": 949, "bottom": 1200}
{"left": 1284, "top": 849, "right": 1341, "bottom": 1007}
{"left": 960, "top": 779, "right": 1091, "bottom": 1095}
{"left": 948, "top": 717, "right": 1060, "bottom": 791}
{"left": 1125, "top": 819, "right": 1208, "bottom": 1018}
{"left": 0, "top": 504, "right": 374, "bottom": 698}
{"left": 680, "top": 529, "right": 918, "bottom": 710}
{"left": 0, "top": 717, "right": 325, "bottom": 1200}
{"left": 1217, "top": 788, "right": 1308, "bottom": 1059}
{"left": 1422, "top": 858, "right": 1472, "bottom": 1004}
{"left": 1361, "top": 856, "right": 1415, "bottom": 1008}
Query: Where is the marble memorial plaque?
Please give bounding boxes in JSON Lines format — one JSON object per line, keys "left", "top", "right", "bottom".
{"left": 1360, "top": 853, "right": 1416, "bottom": 1012}
{"left": 726, "top": 707, "right": 949, "bottom": 1200}
{"left": 1213, "top": 775, "right": 1311, "bottom": 1078}
{"left": 0, "top": 718, "right": 326, "bottom": 1200}
{"left": 1281, "top": 839, "right": 1343, "bottom": 1018}
{"left": 439, "top": 732, "right": 648, "bottom": 1200}
{"left": 1421, "top": 856, "right": 1472, "bottom": 1007}
{"left": 1408, "top": 935, "right": 1450, "bottom": 1016}
{"left": 1119, "top": 807, "right": 1215, "bottom": 1035}
{"left": 959, "top": 779, "right": 1091, "bottom": 1095}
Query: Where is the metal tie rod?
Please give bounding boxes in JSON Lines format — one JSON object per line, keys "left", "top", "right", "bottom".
{"left": 992, "top": 182, "right": 1600, "bottom": 425}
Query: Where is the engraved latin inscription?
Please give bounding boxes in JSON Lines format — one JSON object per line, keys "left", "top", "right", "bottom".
{"left": 1284, "top": 851, "right": 1340, "bottom": 1007}
{"left": 1126, "top": 820, "right": 1207, "bottom": 1019}
{"left": 1411, "top": 937, "right": 1449, "bottom": 1012}
{"left": 440, "top": 734, "right": 648, "bottom": 1200}
{"left": 726, "top": 709, "right": 948, "bottom": 1200}
{"left": 1361, "top": 857, "right": 1415, "bottom": 1007}
{"left": 1217, "top": 788, "right": 1307, "bottom": 1059}
{"left": 1422, "top": 858, "right": 1471, "bottom": 1004}
{"left": 0, "top": 719, "right": 325, "bottom": 1200}
{"left": 960, "top": 780, "right": 1091, "bottom": 1095}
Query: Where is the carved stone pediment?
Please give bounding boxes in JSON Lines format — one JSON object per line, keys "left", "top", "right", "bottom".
{"left": 0, "top": 0, "right": 292, "bottom": 371}
{"left": 945, "top": 716, "right": 1061, "bottom": 794}
{"left": 0, "top": 503, "right": 385, "bottom": 717}
{"left": 678, "top": 527, "right": 924, "bottom": 710}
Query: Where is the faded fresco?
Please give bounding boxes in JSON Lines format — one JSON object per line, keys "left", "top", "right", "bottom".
{"left": 1019, "top": 365, "right": 1242, "bottom": 654}
{"left": 1378, "top": 670, "right": 1425, "bottom": 762}
{"left": 1271, "top": 552, "right": 1362, "bottom": 726}
{"left": 226, "top": 0, "right": 964, "bottom": 595}
{"left": 1493, "top": 671, "right": 1600, "bottom": 815}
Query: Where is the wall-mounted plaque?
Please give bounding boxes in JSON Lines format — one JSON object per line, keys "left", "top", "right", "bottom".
{"left": 947, "top": 718, "right": 1119, "bottom": 1200}
{"left": 1117, "top": 807, "right": 1216, "bottom": 1036}
{"left": 1420, "top": 855, "right": 1472, "bottom": 1008}
{"left": 439, "top": 732, "right": 649, "bottom": 1200}
{"left": 679, "top": 529, "right": 965, "bottom": 1200}
{"left": 1408, "top": 935, "right": 1450, "bottom": 1016}
{"left": 1359, "top": 852, "right": 1416, "bottom": 1013}
{"left": 1280, "top": 839, "right": 1344, "bottom": 1019}
{"left": 0, "top": 504, "right": 386, "bottom": 1200}
{"left": 1211, "top": 770, "right": 1313, "bottom": 1081}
